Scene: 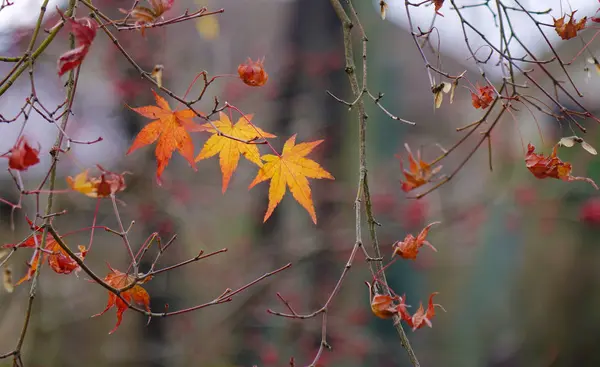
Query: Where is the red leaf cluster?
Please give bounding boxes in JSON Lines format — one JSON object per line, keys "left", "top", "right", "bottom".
{"left": 470, "top": 83, "right": 494, "bottom": 109}
{"left": 392, "top": 222, "right": 439, "bottom": 260}
{"left": 3, "top": 136, "right": 40, "bottom": 171}
{"left": 57, "top": 14, "right": 98, "bottom": 76}
{"left": 367, "top": 282, "right": 443, "bottom": 331}
{"left": 3, "top": 221, "right": 87, "bottom": 285}
{"left": 525, "top": 143, "right": 598, "bottom": 189}
{"left": 238, "top": 57, "right": 269, "bottom": 87}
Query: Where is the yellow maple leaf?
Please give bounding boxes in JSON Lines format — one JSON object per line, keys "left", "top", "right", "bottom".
{"left": 196, "top": 112, "right": 276, "bottom": 193}
{"left": 249, "top": 135, "right": 334, "bottom": 224}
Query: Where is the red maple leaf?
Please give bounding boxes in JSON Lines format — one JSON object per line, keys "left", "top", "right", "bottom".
{"left": 392, "top": 221, "right": 440, "bottom": 260}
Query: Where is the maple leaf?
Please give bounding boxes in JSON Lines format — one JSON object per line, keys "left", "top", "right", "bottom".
{"left": 404, "top": 293, "right": 444, "bottom": 331}
{"left": 120, "top": 0, "right": 174, "bottom": 35}
{"left": 47, "top": 243, "right": 87, "bottom": 275}
{"left": 392, "top": 221, "right": 440, "bottom": 260}
{"left": 127, "top": 90, "right": 207, "bottom": 184}
{"left": 525, "top": 143, "right": 598, "bottom": 189}
{"left": 195, "top": 112, "right": 276, "bottom": 193}
{"left": 10, "top": 223, "right": 88, "bottom": 285}
{"left": 470, "top": 83, "right": 494, "bottom": 109}
{"left": 57, "top": 13, "right": 98, "bottom": 76}
{"left": 92, "top": 265, "right": 151, "bottom": 334}
{"left": 249, "top": 135, "right": 334, "bottom": 224}
{"left": 554, "top": 11, "right": 587, "bottom": 40}
{"left": 238, "top": 57, "right": 269, "bottom": 87}
{"left": 1, "top": 136, "right": 40, "bottom": 171}
{"left": 397, "top": 144, "right": 441, "bottom": 192}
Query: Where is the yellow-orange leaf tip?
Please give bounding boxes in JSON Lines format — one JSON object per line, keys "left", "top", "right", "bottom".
{"left": 195, "top": 112, "right": 276, "bottom": 193}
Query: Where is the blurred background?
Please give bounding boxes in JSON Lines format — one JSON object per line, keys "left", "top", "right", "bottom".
{"left": 1, "top": 0, "right": 600, "bottom": 366}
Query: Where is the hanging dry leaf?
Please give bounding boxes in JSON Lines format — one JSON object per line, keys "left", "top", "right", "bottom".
{"left": 397, "top": 144, "right": 442, "bottom": 192}
{"left": 151, "top": 64, "right": 164, "bottom": 88}
{"left": 525, "top": 143, "right": 598, "bottom": 189}
{"left": 3, "top": 267, "right": 13, "bottom": 293}
{"left": 470, "top": 83, "right": 494, "bottom": 109}
{"left": 392, "top": 221, "right": 440, "bottom": 260}
{"left": 558, "top": 136, "right": 597, "bottom": 155}
{"left": 2, "top": 136, "right": 40, "bottom": 171}
{"left": 554, "top": 11, "right": 587, "bottom": 40}
{"left": 380, "top": 1, "right": 388, "bottom": 20}
{"left": 432, "top": 82, "right": 451, "bottom": 109}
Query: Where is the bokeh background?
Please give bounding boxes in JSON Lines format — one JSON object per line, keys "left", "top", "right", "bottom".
{"left": 1, "top": 0, "right": 600, "bottom": 366}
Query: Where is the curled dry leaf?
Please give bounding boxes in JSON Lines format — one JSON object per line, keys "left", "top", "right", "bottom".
{"left": 397, "top": 144, "right": 442, "bottom": 192}
{"left": 432, "top": 82, "right": 451, "bottom": 109}
{"left": 558, "top": 136, "right": 597, "bottom": 155}
{"left": 3, "top": 267, "right": 14, "bottom": 293}
{"left": 195, "top": 112, "right": 276, "bottom": 193}
{"left": 66, "top": 167, "right": 127, "bottom": 198}
{"left": 3, "top": 136, "right": 40, "bottom": 171}
{"left": 121, "top": 0, "right": 174, "bottom": 35}
{"left": 151, "top": 64, "right": 164, "bottom": 88}
{"left": 127, "top": 90, "right": 208, "bottom": 184}
{"left": 57, "top": 11, "right": 98, "bottom": 76}
{"left": 365, "top": 281, "right": 409, "bottom": 319}
{"left": 93, "top": 265, "right": 152, "bottom": 334}
{"left": 238, "top": 57, "right": 269, "bottom": 87}
{"left": 554, "top": 11, "right": 586, "bottom": 40}
{"left": 525, "top": 143, "right": 598, "bottom": 189}
{"left": 470, "top": 83, "right": 494, "bottom": 109}
{"left": 403, "top": 293, "right": 445, "bottom": 331}
{"left": 379, "top": 0, "right": 388, "bottom": 20}
{"left": 392, "top": 221, "right": 440, "bottom": 260}
{"left": 249, "top": 135, "right": 334, "bottom": 224}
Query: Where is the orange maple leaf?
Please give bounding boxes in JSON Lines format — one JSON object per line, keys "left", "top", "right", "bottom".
{"left": 403, "top": 293, "right": 444, "bottom": 331}
{"left": 554, "top": 11, "right": 587, "bottom": 40}
{"left": 525, "top": 143, "right": 598, "bottom": 189}
{"left": 195, "top": 112, "right": 276, "bottom": 193}
{"left": 92, "top": 265, "right": 151, "bottom": 334}
{"left": 248, "top": 135, "right": 334, "bottom": 224}
{"left": 127, "top": 90, "right": 207, "bottom": 184}
{"left": 397, "top": 144, "right": 441, "bottom": 192}
{"left": 392, "top": 221, "right": 440, "bottom": 260}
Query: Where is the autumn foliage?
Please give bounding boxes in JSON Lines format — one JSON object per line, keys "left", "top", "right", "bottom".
{"left": 2, "top": 0, "right": 600, "bottom": 365}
